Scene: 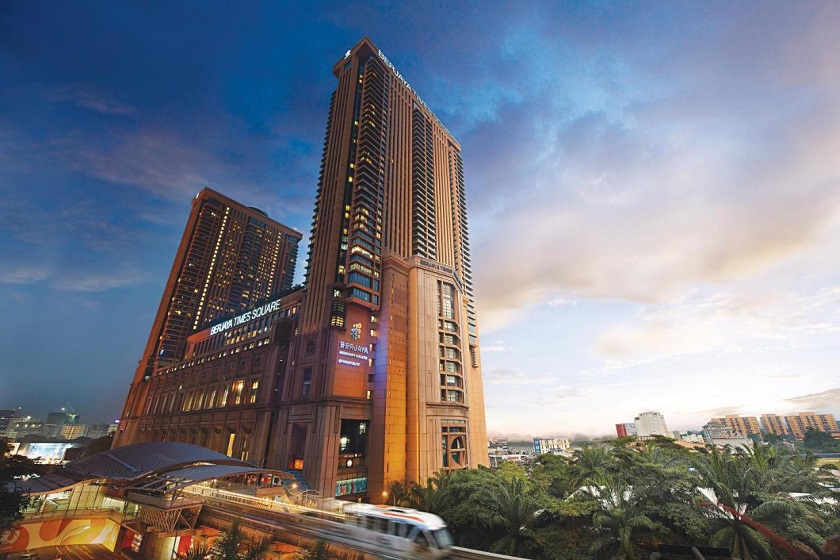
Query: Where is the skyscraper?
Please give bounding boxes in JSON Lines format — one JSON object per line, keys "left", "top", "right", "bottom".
{"left": 274, "top": 37, "right": 488, "bottom": 499}
{"left": 114, "top": 188, "right": 302, "bottom": 447}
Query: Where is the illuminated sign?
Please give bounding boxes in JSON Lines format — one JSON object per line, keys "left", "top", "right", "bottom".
{"left": 335, "top": 477, "right": 367, "bottom": 496}
{"left": 337, "top": 340, "right": 369, "bottom": 368}
{"left": 377, "top": 49, "right": 452, "bottom": 137}
{"left": 210, "top": 298, "right": 284, "bottom": 335}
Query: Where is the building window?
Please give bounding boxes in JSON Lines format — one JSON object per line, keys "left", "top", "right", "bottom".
{"left": 301, "top": 368, "right": 312, "bottom": 398}
{"left": 442, "top": 423, "right": 468, "bottom": 470}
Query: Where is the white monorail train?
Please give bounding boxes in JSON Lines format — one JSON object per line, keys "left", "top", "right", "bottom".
{"left": 337, "top": 503, "right": 454, "bottom": 559}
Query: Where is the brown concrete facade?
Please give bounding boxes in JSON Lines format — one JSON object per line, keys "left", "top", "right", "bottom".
{"left": 114, "top": 38, "right": 489, "bottom": 503}
{"left": 283, "top": 37, "right": 488, "bottom": 500}
{"left": 115, "top": 188, "right": 302, "bottom": 448}
{"left": 119, "top": 291, "right": 303, "bottom": 467}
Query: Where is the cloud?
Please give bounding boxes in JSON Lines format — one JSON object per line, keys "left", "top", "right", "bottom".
{"left": 697, "top": 406, "right": 745, "bottom": 418}
{"left": 0, "top": 265, "right": 50, "bottom": 285}
{"left": 784, "top": 388, "right": 840, "bottom": 411}
{"left": 56, "top": 270, "right": 146, "bottom": 292}
{"left": 484, "top": 368, "right": 557, "bottom": 386}
{"left": 462, "top": 7, "right": 840, "bottom": 329}
{"left": 482, "top": 341, "right": 514, "bottom": 353}
{"left": 46, "top": 84, "right": 137, "bottom": 117}
{"left": 594, "top": 288, "right": 840, "bottom": 363}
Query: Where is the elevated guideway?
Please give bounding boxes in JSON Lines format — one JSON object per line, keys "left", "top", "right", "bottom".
{"left": 184, "top": 487, "right": 521, "bottom": 560}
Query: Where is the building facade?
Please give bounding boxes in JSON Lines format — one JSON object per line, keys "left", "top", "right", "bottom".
{"left": 277, "top": 37, "right": 488, "bottom": 500}
{"left": 634, "top": 411, "right": 671, "bottom": 438}
{"left": 760, "top": 413, "right": 790, "bottom": 436}
{"left": 533, "top": 437, "right": 571, "bottom": 454}
{"left": 114, "top": 188, "right": 302, "bottom": 448}
{"left": 711, "top": 414, "right": 761, "bottom": 437}
{"left": 125, "top": 291, "right": 303, "bottom": 466}
{"left": 784, "top": 411, "right": 840, "bottom": 440}
{"left": 113, "top": 39, "right": 489, "bottom": 502}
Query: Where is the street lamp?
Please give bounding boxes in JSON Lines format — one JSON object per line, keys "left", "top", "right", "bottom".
{"left": 55, "top": 525, "right": 90, "bottom": 559}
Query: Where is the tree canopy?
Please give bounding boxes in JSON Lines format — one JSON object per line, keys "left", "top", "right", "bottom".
{"left": 398, "top": 439, "right": 840, "bottom": 559}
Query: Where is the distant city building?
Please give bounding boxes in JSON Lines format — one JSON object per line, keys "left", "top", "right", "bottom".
{"left": 60, "top": 424, "right": 86, "bottom": 440}
{"left": 115, "top": 187, "right": 302, "bottom": 448}
{"left": 6, "top": 417, "right": 50, "bottom": 438}
{"left": 674, "top": 431, "right": 705, "bottom": 444}
{"left": 784, "top": 412, "right": 840, "bottom": 440}
{"left": 702, "top": 419, "right": 752, "bottom": 449}
{"left": 760, "top": 413, "right": 790, "bottom": 436}
{"left": 615, "top": 422, "right": 637, "bottom": 437}
{"left": 45, "top": 409, "right": 79, "bottom": 438}
{"left": 83, "top": 423, "right": 118, "bottom": 439}
{"left": 0, "top": 409, "right": 19, "bottom": 434}
{"left": 634, "top": 412, "right": 671, "bottom": 438}
{"left": 533, "top": 437, "right": 571, "bottom": 454}
{"left": 711, "top": 414, "right": 761, "bottom": 437}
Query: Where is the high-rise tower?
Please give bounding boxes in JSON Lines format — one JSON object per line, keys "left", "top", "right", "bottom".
{"left": 275, "top": 38, "right": 488, "bottom": 500}
{"left": 114, "top": 187, "right": 302, "bottom": 447}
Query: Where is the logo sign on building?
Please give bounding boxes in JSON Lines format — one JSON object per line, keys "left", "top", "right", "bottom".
{"left": 210, "top": 298, "right": 284, "bottom": 336}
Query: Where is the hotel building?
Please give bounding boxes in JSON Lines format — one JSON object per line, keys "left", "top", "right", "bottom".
{"left": 114, "top": 188, "right": 302, "bottom": 447}
{"left": 113, "top": 38, "right": 489, "bottom": 502}
{"left": 276, "top": 37, "right": 488, "bottom": 500}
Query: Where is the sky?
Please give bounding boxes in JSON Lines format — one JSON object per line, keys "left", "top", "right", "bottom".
{"left": 2, "top": 2, "right": 840, "bottom": 439}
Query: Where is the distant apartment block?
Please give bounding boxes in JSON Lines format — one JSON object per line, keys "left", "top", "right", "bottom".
{"left": 0, "top": 409, "right": 18, "bottom": 435}
{"left": 760, "top": 413, "right": 789, "bottom": 436}
{"left": 702, "top": 419, "right": 752, "bottom": 449}
{"left": 615, "top": 422, "right": 637, "bottom": 437}
{"left": 533, "top": 437, "right": 571, "bottom": 454}
{"left": 634, "top": 411, "right": 671, "bottom": 438}
{"left": 674, "top": 431, "right": 705, "bottom": 444}
{"left": 784, "top": 411, "right": 840, "bottom": 440}
{"left": 711, "top": 414, "right": 761, "bottom": 437}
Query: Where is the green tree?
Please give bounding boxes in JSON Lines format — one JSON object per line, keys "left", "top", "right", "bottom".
{"left": 209, "top": 521, "right": 268, "bottom": 560}
{"left": 568, "top": 445, "right": 613, "bottom": 488}
{"left": 293, "top": 540, "right": 331, "bottom": 560}
{"left": 694, "top": 444, "right": 832, "bottom": 559}
{"left": 0, "top": 438, "right": 43, "bottom": 537}
{"left": 802, "top": 429, "right": 840, "bottom": 453}
{"left": 480, "top": 477, "right": 543, "bottom": 558}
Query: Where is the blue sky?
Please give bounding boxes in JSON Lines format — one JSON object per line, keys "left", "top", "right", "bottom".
{"left": 2, "top": 2, "right": 840, "bottom": 438}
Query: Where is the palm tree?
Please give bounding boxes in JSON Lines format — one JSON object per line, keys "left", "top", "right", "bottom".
{"left": 569, "top": 444, "right": 612, "bottom": 489}
{"left": 695, "top": 446, "right": 819, "bottom": 560}
{"left": 481, "top": 477, "right": 543, "bottom": 558}
{"left": 209, "top": 521, "right": 269, "bottom": 560}
{"left": 587, "top": 480, "right": 671, "bottom": 560}
{"left": 406, "top": 471, "right": 451, "bottom": 515}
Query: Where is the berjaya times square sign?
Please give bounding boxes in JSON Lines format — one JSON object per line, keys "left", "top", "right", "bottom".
{"left": 210, "top": 298, "right": 284, "bottom": 336}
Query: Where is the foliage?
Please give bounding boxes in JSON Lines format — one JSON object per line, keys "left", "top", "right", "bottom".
{"left": 292, "top": 540, "right": 331, "bottom": 560}
{"left": 394, "top": 440, "right": 840, "bottom": 559}
{"left": 209, "top": 521, "right": 269, "bottom": 560}
{"left": 177, "top": 543, "right": 211, "bottom": 560}
{"left": 0, "top": 438, "right": 43, "bottom": 537}
{"left": 802, "top": 428, "right": 840, "bottom": 453}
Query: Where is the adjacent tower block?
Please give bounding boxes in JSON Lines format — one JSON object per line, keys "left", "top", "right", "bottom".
{"left": 114, "top": 188, "right": 302, "bottom": 447}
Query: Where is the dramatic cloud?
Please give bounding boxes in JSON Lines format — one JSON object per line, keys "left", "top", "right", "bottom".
{"left": 785, "top": 388, "right": 840, "bottom": 411}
